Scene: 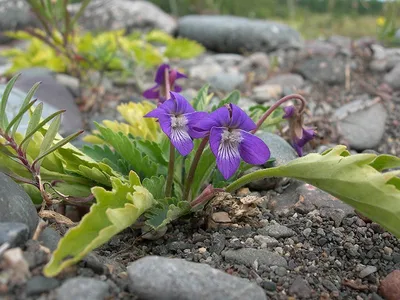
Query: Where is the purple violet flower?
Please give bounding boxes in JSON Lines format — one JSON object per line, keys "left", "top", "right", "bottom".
{"left": 145, "top": 92, "right": 207, "bottom": 156}
{"left": 283, "top": 105, "right": 316, "bottom": 157}
{"left": 194, "top": 104, "right": 270, "bottom": 180}
{"left": 143, "top": 64, "right": 187, "bottom": 102}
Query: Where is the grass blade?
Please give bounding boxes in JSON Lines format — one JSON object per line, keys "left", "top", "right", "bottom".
{"left": 21, "top": 103, "right": 43, "bottom": 151}
{"left": 33, "top": 130, "right": 83, "bottom": 170}
{"left": 5, "top": 100, "right": 37, "bottom": 135}
{"left": 0, "top": 74, "right": 21, "bottom": 129}
{"left": 10, "top": 82, "right": 41, "bottom": 136}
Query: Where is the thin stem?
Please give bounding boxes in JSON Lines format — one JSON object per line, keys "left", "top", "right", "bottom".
{"left": 252, "top": 94, "right": 307, "bottom": 134}
{"left": 165, "top": 141, "right": 175, "bottom": 197}
{"left": 225, "top": 167, "right": 282, "bottom": 193}
{"left": 163, "top": 65, "right": 175, "bottom": 197}
{"left": 183, "top": 137, "right": 209, "bottom": 201}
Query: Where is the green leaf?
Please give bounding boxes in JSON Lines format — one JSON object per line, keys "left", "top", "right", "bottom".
{"left": 33, "top": 130, "right": 83, "bottom": 169}
{"left": 20, "top": 109, "right": 65, "bottom": 151}
{"left": 5, "top": 99, "right": 37, "bottom": 135}
{"left": 188, "top": 147, "right": 216, "bottom": 200}
{"left": 44, "top": 171, "right": 154, "bottom": 277}
{"left": 164, "top": 38, "right": 205, "bottom": 59}
{"left": 21, "top": 102, "right": 43, "bottom": 151}
{"left": 248, "top": 105, "right": 285, "bottom": 132}
{"left": 145, "top": 197, "right": 191, "bottom": 231}
{"left": 212, "top": 90, "right": 240, "bottom": 111}
{"left": 82, "top": 145, "right": 132, "bottom": 175}
{"left": 226, "top": 145, "right": 400, "bottom": 238}
{"left": 192, "top": 84, "right": 211, "bottom": 111}
{"left": 0, "top": 74, "right": 20, "bottom": 129}
{"left": 95, "top": 124, "right": 160, "bottom": 179}
{"left": 142, "top": 175, "right": 165, "bottom": 200}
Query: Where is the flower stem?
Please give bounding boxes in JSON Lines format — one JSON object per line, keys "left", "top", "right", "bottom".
{"left": 252, "top": 94, "right": 307, "bottom": 134}
{"left": 183, "top": 137, "right": 209, "bottom": 201}
{"left": 225, "top": 167, "right": 282, "bottom": 193}
{"left": 164, "top": 67, "right": 171, "bottom": 98}
{"left": 165, "top": 141, "right": 175, "bottom": 197}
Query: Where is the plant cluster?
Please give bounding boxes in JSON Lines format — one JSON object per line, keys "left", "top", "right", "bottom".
{"left": 1, "top": 64, "right": 400, "bottom": 277}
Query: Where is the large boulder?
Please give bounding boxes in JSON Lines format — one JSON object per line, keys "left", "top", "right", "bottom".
{"left": 177, "top": 15, "right": 303, "bottom": 54}
{"left": 0, "top": 0, "right": 39, "bottom": 44}
{"left": 68, "top": 0, "right": 177, "bottom": 34}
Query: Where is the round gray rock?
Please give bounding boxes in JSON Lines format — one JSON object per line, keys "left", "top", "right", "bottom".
{"left": 295, "top": 57, "right": 346, "bottom": 85}
{"left": 384, "top": 63, "right": 400, "bottom": 90}
{"left": 178, "top": 15, "right": 303, "bottom": 54}
{"left": 127, "top": 256, "right": 268, "bottom": 300}
{"left": 246, "top": 132, "right": 297, "bottom": 190}
{"left": 334, "top": 98, "right": 387, "bottom": 150}
{"left": 0, "top": 0, "right": 39, "bottom": 44}
{"left": 0, "top": 172, "right": 38, "bottom": 237}
{"left": 56, "top": 277, "right": 109, "bottom": 300}
{"left": 68, "top": 0, "right": 176, "bottom": 34}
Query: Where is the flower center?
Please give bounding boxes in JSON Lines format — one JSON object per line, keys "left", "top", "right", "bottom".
{"left": 171, "top": 115, "right": 188, "bottom": 130}
{"left": 221, "top": 129, "right": 243, "bottom": 146}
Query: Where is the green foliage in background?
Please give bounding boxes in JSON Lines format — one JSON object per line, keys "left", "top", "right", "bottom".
{"left": 1, "top": 30, "right": 204, "bottom": 75}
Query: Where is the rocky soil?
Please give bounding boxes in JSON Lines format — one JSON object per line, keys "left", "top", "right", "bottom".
{"left": 1, "top": 1, "right": 400, "bottom": 300}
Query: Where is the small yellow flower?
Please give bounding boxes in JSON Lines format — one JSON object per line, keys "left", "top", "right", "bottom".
{"left": 376, "top": 17, "right": 386, "bottom": 27}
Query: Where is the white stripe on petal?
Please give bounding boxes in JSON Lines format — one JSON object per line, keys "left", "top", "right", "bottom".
{"left": 218, "top": 129, "right": 243, "bottom": 159}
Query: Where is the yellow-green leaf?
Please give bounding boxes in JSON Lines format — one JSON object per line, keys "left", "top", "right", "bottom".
{"left": 43, "top": 171, "right": 155, "bottom": 277}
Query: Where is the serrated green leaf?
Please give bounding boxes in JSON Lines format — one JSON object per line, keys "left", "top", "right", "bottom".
{"left": 145, "top": 197, "right": 191, "bottom": 230}
{"left": 192, "top": 84, "right": 211, "bottom": 111}
{"left": 226, "top": 145, "right": 400, "bottom": 238}
{"left": 44, "top": 171, "right": 154, "bottom": 277}
{"left": 82, "top": 145, "right": 132, "bottom": 175}
{"left": 369, "top": 155, "right": 400, "bottom": 172}
{"left": 212, "top": 90, "right": 240, "bottom": 111}
{"left": 142, "top": 175, "right": 166, "bottom": 200}
{"left": 95, "top": 124, "right": 159, "bottom": 179}
{"left": 0, "top": 74, "right": 21, "bottom": 129}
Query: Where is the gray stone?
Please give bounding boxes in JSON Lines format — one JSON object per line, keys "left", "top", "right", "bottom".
{"left": 0, "top": 222, "right": 29, "bottom": 248}
{"left": 246, "top": 132, "right": 297, "bottom": 190}
{"left": 0, "top": 0, "right": 39, "bottom": 44}
{"left": 252, "top": 84, "right": 282, "bottom": 103}
{"left": 289, "top": 276, "right": 313, "bottom": 298}
{"left": 265, "top": 73, "right": 304, "bottom": 95}
{"left": 359, "top": 265, "right": 378, "bottom": 278}
{"left": 384, "top": 63, "right": 400, "bottom": 90}
{"left": 26, "top": 276, "right": 60, "bottom": 296}
{"left": 38, "top": 227, "right": 60, "bottom": 252}
{"left": 55, "top": 73, "right": 80, "bottom": 97}
{"left": 254, "top": 235, "right": 279, "bottom": 247}
{"left": 302, "top": 228, "right": 312, "bottom": 237}
{"left": 295, "top": 57, "right": 346, "bottom": 85}
{"left": 210, "top": 233, "right": 226, "bottom": 255}
{"left": 321, "top": 279, "right": 339, "bottom": 292}
{"left": 68, "top": 0, "right": 176, "bottom": 34}
{"left": 189, "top": 63, "right": 223, "bottom": 81}
{"left": 127, "top": 256, "right": 267, "bottom": 300}
{"left": 178, "top": 15, "right": 303, "bottom": 54}
{"left": 212, "top": 54, "right": 244, "bottom": 67}
{"left": 334, "top": 98, "right": 387, "bottom": 150}
{"left": 223, "top": 248, "right": 287, "bottom": 267}
{"left": 10, "top": 68, "right": 83, "bottom": 136}
{"left": 209, "top": 72, "right": 245, "bottom": 92}
{"left": 56, "top": 277, "right": 109, "bottom": 300}
{"left": 303, "top": 40, "right": 339, "bottom": 57}
{"left": 258, "top": 224, "right": 295, "bottom": 238}
{"left": 239, "top": 52, "right": 270, "bottom": 81}
{"left": 0, "top": 172, "right": 38, "bottom": 237}
{"left": 320, "top": 208, "right": 346, "bottom": 227}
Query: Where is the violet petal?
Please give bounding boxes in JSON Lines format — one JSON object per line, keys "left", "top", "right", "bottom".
{"left": 186, "top": 112, "right": 210, "bottom": 139}
{"left": 155, "top": 64, "right": 170, "bottom": 84}
{"left": 170, "top": 92, "right": 195, "bottom": 114}
{"left": 210, "top": 127, "right": 241, "bottom": 180}
{"left": 238, "top": 130, "right": 270, "bottom": 165}
{"left": 229, "top": 103, "right": 256, "bottom": 131}
{"left": 143, "top": 84, "right": 160, "bottom": 99}
{"left": 283, "top": 105, "right": 295, "bottom": 119}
